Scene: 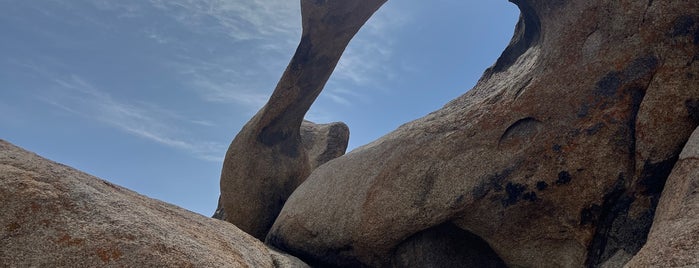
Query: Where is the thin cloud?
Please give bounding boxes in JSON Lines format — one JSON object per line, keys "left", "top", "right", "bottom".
{"left": 138, "top": 0, "right": 301, "bottom": 112}
{"left": 43, "top": 0, "right": 410, "bottom": 114}
{"left": 148, "top": 0, "right": 301, "bottom": 45}
{"left": 139, "top": 0, "right": 408, "bottom": 109}
{"left": 321, "top": 87, "right": 371, "bottom": 107}
{"left": 324, "top": 92, "right": 352, "bottom": 107}
{"left": 337, "top": 6, "right": 408, "bottom": 83}
{"left": 168, "top": 55, "right": 273, "bottom": 110}
{"left": 190, "top": 76, "right": 270, "bottom": 108}
{"left": 42, "top": 74, "right": 226, "bottom": 162}
{"left": 322, "top": 3, "right": 412, "bottom": 106}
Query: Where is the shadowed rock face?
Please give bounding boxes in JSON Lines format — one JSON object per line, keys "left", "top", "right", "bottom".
{"left": 300, "top": 121, "right": 350, "bottom": 170}
{"left": 213, "top": 120, "right": 349, "bottom": 220}
{"left": 219, "top": 0, "right": 386, "bottom": 240}
{"left": 0, "top": 140, "right": 308, "bottom": 268}
{"left": 625, "top": 126, "right": 699, "bottom": 267}
{"left": 267, "top": 0, "right": 699, "bottom": 267}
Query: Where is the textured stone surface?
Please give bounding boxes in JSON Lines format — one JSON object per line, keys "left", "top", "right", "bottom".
{"left": 300, "top": 121, "right": 350, "bottom": 170}
{"left": 0, "top": 139, "right": 308, "bottom": 268}
{"left": 268, "top": 1, "right": 699, "bottom": 267}
{"left": 219, "top": 0, "right": 385, "bottom": 239}
{"left": 625, "top": 127, "right": 699, "bottom": 268}
{"left": 213, "top": 120, "right": 349, "bottom": 220}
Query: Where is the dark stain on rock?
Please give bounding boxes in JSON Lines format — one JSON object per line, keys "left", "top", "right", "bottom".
{"left": 670, "top": 15, "right": 699, "bottom": 44}
{"left": 580, "top": 204, "right": 602, "bottom": 226}
{"left": 689, "top": 54, "right": 699, "bottom": 67}
{"left": 316, "top": 123, "right": 350, "bottom": 166}
{"left": 621, "top": 85, "right": 647, "bottom": 156}
{"left": 5, "top": 222, "right": 21, "bottom": 233}
{"left": 556, "top": 171, "right": 572, "bottom": 185}
{"left": 503, "top": 182, "right": 527, "bottom": 206}
{"left": 577, "top": 103, "right": 591, "bottom": 118}
{"left": 638, "top": 157, "right": 679, "bottom": 199}
{"left": 450, "top": 194, "right": 466, "bottom": 210}
{"left": 290, "top": 35, "right": 313, "bottom": 71}
{"left": 671, "top": 15, "right": 696, "bottom": 38}
{"left": 685, "top": 99, "right": 699, "bottom": 123}
{"left": 522, "top": 191, "right": 538, "bottom": 202}
{"left": 586, "top": 156, "right": 679, "bottom": 267}
{"left": 585, "top": 123, "right": 606, "bottom": 135}
{"left": 552, "top": 144, "right": 562, "bottom": 152}
{"left": 472, "top": 167, "right": 515, "bottom": 200}
{"left": 586, "top": 55, "right": 657, "bottom": 122}
{"left": 585, "top": 174, "right": 630, "bottom": 267}
{"left": 536, "top": 181, "right": 549, "bottom": 191}
{"left": 623, "top": 55, "right": 660, "bottom": 82}
{"left": 258, "top": 123, "right": 301, "bottom": 158}
{"left": 594, "top": 72, "right": 622, "bottom": 98}
{"left": 570, "top": 128, "right": 583, "bottom": 137}
{"left": 584, "top": 167, "right": 671, "bottom": 268}
{"left": 471, "top": 184, "right": 489, "bottom": 201}
{"left": 415, "top": 166, "right": 439, "bottom": 206}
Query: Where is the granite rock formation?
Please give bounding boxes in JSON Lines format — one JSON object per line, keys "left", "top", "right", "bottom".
{"left": 625, "top": 126, "right": 699, "bottom": 268}
{"left": 300, "top": 121, "right": 350, "bottom": 170}
{"left": 267, "top": 0, "right": 699, "bottom": 267}
{"left": 0, "top": 140, "right": 308, "bottom": 268}
{"left": 219, "top": 0, "right": 385, "bottom": 240}
{"left": 213, "top": 120, "right": 349, "bottom": 220}
{"left": 3, "top": 0, "right": 698, "bottom": 267}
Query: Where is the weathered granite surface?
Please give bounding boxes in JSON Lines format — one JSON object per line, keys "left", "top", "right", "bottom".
{"left": 0, "top": 139, "right": 308, "bottom": 268}
{"left": 219, "top": 0, "right": 385, "bottom": 239}
{"left": 626, "top": 126, "right": 699, "bottom": 268}
{"left": 267, "top": 1, "right": 699, "bottom": 267}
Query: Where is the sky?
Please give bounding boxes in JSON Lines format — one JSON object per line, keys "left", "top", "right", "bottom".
{"left": 0, "top": 1, "right": 519, "bottom": 216}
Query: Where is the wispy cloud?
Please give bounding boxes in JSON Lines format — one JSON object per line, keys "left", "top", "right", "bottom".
{"left": 164, "top": 54, "right": 276, "bottom": 112}
{"left": 147, "top": 0, "right": 301, "bottom": 46}
{"left": 42, "top": 74, "right": 226, "bottom": 162}
{"left": 40, "top": 0, "right": 410, "bottom": 115}
{"left": 332, "top": 4, "right": 410, "bottom": 86}
{"left": 317, "top": 3, "right": 411, "bottom": 108}
{"left": 189, "top": 76, "right": 271, "bottom": 108}
{"left": 136, "top": 0, "right": 409, "bottom": 109}
{"left": 126, "top": 0, "right": 301, "bottom": 112}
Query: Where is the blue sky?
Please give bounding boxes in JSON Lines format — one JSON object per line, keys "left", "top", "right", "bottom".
{"left": 1, "top": 1, "right": 519, "bottom": 216}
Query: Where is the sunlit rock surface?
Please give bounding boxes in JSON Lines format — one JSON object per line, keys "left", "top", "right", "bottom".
{"left": 0, "top": 140, "right": 308, "bottom": 268}
{"left": 267, "top": 1, "right": 699, "bottom": 267}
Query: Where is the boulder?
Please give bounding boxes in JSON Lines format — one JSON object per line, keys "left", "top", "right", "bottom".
{"left": 300, "top": 121, "right": 350, "bottom": 170}
{"left": 213, "top": 120, "right": 349, "bottom": 220}
{"left": 625, "top": 126, "right": 699, "bottom": 267}
{"left": 219, "top": 0, "right": 385, "bottom": 240}
{"left": 0, "top": 139, "right": 308, "bottom": 268}
{"left": 267, "top": 0, "right": 699, "bottom": 267}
